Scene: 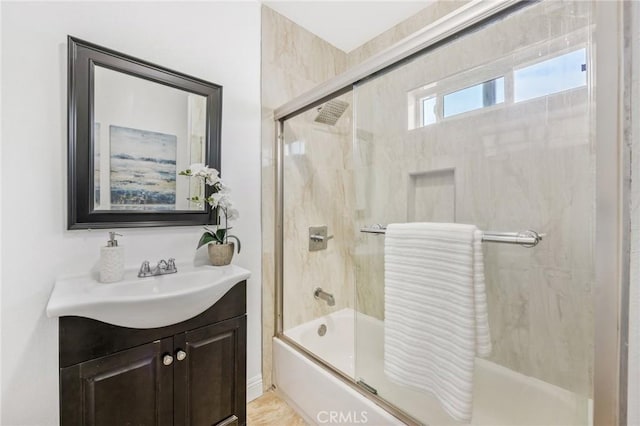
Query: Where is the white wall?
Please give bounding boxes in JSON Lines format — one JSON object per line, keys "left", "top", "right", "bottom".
{"left": 0, "top": 2, "right": 262, "bottom": 425}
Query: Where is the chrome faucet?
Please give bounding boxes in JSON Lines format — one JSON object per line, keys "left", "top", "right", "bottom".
{"left": 314, "top": 287, "right": 335, "bottom": 306}
{"left": 138, "top": 258, "right": 177, "bottom": 278}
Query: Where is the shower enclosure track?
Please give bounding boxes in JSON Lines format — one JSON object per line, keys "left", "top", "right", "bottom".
{"left": 360, "top": 225, "right": 544, "bottom": 247}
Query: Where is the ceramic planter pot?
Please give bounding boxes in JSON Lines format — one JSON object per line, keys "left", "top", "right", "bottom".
{"left": 207, "top": 243, "right": 234, "bottom": 266}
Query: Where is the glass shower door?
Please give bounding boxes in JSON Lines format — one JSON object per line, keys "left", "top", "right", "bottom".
{"left": 352, "top": 1, "right": 594, "bottom": 424}
{"left": 280, "top": 91, "right": 356, "bottom": 378}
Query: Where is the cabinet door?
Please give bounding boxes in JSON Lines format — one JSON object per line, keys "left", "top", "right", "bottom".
{"left": 173, "top": 316, "right": 246, "bottom": 426}
{"left": 60, "top": 338, "right": 174, "bottom": 426}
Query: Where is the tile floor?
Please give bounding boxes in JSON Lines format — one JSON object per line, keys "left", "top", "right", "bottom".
{"left": 247, "top": 390, "right": 308, "bottom": 425}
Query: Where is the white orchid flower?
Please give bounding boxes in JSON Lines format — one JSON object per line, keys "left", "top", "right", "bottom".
{"left": 188, "top": 163, "right": 206, "bottom": 175}
{"left": 210, "top": 192, "right": 232, "bottom": 210}
{"left": 179, "top": 165, "right": 239, "bottom": 251}
{"left": 205, "top": 170, "right": 221, "bottom": 186}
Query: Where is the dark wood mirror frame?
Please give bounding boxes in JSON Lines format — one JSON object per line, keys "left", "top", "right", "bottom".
{"left": 67, "top": 36, "right": 222, "bottom": 229}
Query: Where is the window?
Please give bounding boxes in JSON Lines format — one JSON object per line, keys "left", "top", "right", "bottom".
{"left": 514, "top": 48, "right": 587, "bottom": 102}
{"left": 408, "top": 46, "right": 588, "bottom": 130}
{"left": 421, "top": 97, "right": 437, "bottom": 126}
{"left": 443, "top": 77, "right": 505, "bottom": 118}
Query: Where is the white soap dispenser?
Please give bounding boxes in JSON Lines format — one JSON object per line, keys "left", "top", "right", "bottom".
{"left": 100, "top": 232, "right": 124, "bottom": 283}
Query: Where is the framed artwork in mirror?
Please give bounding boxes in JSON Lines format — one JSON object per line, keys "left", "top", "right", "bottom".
{"left": 67, "top": 36, "right": 222, "bottom": 229}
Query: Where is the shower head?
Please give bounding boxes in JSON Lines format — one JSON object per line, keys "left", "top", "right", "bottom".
{"left": 314, "top": 99, "right": 349, "bottom": 125}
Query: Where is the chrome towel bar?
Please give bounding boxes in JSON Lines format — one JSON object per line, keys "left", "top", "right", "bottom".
{"left": 360, "top": 225, "right": 545, "bottom": 248}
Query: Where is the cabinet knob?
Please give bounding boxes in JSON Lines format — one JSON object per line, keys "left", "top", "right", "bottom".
{"left": 176, "top": 350, "right": 187, "bottom": 361}
{"left": 162, "top": 354, "right": 174, "bottom": 366}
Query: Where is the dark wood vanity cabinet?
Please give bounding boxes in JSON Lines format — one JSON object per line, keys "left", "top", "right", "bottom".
{"left": 59, "top": 281, "right": 246, "bottom": 426}
{"left": 174, "top": 319, "right": 245, "bottom": 426}
{"left": 60, "top": 339, "right": 174, "bottom": 425}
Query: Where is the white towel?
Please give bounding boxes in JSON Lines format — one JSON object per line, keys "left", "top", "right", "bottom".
{"left": 383, "top": 222, "right": 491, "bottom": 422}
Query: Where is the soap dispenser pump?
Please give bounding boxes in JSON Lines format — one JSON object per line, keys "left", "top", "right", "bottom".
{"left": 100, "top": 232, "right": 124, "bottom": 283}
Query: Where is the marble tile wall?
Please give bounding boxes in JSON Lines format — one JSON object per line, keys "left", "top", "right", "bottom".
{"left": 352, "top": 0, "right": 594, "bottom": 397}
{"left": 261, "top": 6, "right": 347, "bottom": 390}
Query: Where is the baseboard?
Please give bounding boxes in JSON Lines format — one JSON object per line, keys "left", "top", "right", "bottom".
{"left": 247, "top": 374, "right": 263, "bottom": 402}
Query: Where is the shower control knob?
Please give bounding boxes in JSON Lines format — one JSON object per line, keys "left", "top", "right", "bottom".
{"left": 162, "top": 354, "right": 174, "bottom": 366}
{"left": 310, "top": 234, "right": 333, "bottom": 241}
{"left": 309, "top": 225, "right": 333, "bottom": 251}
{"left": 176, "top": 350, "right": 187, "bottom": 361}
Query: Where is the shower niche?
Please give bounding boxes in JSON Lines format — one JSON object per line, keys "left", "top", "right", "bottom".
{"left": 407, "top": 168, "right": 456, "bottom": 223}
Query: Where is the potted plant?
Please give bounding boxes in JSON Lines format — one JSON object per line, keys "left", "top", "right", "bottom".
{"left": 179, "top": 164, "right": 241, "bottom": 266}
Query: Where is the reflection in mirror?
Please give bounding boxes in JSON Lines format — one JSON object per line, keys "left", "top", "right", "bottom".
{"left": 93, "top": 66, "right": 207, "bottom": 211}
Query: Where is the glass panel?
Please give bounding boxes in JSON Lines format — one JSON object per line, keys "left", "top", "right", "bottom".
{"left": 353, "top": 1, "right": 593, "bottom": 424}
{"left": 281, "top": 92, "right": 355, "bottom": 378}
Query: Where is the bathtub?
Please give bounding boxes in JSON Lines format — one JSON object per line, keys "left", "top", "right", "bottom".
{"left": 275, "top": 308, "right": 591, "bottom": 426}
{"left": 283, "top": 308, "right": 356, "bottom": 377}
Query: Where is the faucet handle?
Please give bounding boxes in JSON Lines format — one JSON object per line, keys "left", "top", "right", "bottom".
{"left": 138, "top": 260, "right": 151, "bottom": 277}
{"left": 167, "top": 258, "right": 177, "bottom": 272}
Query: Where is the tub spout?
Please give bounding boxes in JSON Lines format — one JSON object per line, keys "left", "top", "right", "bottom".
{"left": 314, "top": 287, "right": 335, "bottom": 306}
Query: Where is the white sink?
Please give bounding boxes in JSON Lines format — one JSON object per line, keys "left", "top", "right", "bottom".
{"left": 46, "top": 264, "right": 251, "bottom": 329}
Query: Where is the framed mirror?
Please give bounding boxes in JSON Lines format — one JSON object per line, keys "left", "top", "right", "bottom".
{"left": 67, "top": 36, "right": 222, "bottom": 229}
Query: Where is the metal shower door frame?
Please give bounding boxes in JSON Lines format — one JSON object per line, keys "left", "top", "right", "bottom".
{"left": 273, "top": 1, "right": 630, "bottom": 425}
